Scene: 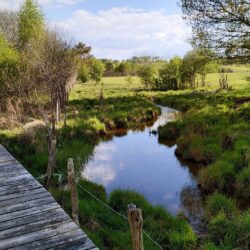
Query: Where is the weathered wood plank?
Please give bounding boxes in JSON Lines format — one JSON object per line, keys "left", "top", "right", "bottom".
{"left": 0, "top": 222, "right": 79, "bottom": 249}
{"left": 0, "top": 210, "right": 71, "bottom": 240}
{"left": 0, "top": 173, "right": 32, "bottom": 186}
{"left": 10, "top": 229, "right": 86, "bottom": 250}
{"left": 0, "top": 189, "right": 50, "bottom": 207}
{"left": 0, "top": 195, "right": 54, "bottom": 215}
{"left": 0, "top": 200, "right": 60, "bottom": 222}
{"left": 0, "top": 181, "right": 41, "bottom": 196}
{"left": 0, "top": 187, "right": 46, "bottom": 202}
{"left": 51, "top": 237, "right": 96, "bottom": 250}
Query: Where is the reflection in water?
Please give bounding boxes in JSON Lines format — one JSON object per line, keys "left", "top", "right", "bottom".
{"left": 82, "top": 106, "right": 204, "bottom": 231}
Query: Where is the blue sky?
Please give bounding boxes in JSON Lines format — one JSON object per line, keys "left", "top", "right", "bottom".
{"left": 0, "top": 0, "right": 191, "bottom": 59}
{"left": 43, "top": 0, "right": 182, "bottom": 21}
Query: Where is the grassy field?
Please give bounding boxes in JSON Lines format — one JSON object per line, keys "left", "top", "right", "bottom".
{"left": 0, "top": 64, "right": 249, "bottom": 249}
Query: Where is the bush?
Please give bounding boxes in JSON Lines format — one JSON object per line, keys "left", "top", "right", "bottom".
{"left": 198, "top": 161, "right": 236, "bottom": 192}
{"left": 206, "top": 193, "right": 236, "bottom": 219}
{"left": 235, "top": 166, "right": 250, "bottom": 199}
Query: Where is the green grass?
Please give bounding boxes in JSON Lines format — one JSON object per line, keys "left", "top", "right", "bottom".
{"left": 155, "top": 65, "right": 250, "bottom": 249}
{"left": 1, "top": 64, "right": 249, "bottom": 249}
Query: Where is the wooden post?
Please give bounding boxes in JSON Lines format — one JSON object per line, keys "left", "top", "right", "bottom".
{"left": 128, "top": 204, "right": 144, "bottom": 250}
{"left": 46, "top": 140, "right": 56, "bottom": 190}
{"left": 67, "top": 158, "right": 79, "bottom": 225}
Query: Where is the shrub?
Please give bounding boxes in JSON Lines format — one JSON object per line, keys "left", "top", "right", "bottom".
{"left": 206, "top": 193, "right": 236, "bottom": 219}
{"left": 198, "top": 161, "right": 236, "bottom": 192}
{"left": 235, "top": 166, "right": 250, "bottom": 199}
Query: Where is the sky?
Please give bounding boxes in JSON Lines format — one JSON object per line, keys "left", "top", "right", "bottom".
{"left": 0, "top": 0, "right": 191, "bottom": 60}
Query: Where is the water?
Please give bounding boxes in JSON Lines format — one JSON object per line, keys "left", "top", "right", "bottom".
{"left": 82, "top": 106, "right": 204, "bottom": 231}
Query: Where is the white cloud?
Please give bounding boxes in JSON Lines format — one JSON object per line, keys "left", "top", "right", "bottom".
{"left": 0, "top": 0, "right": 83, "bottom": 10}
{"left": 83, "top": 163, "right": 116, "bottom": 186}
{"left": 55, "top": 8, "right": 191, "bottom": 59}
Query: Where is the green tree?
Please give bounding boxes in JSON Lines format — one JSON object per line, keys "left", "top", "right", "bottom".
{"left": 156, "top": 56, "right": 182, "bottom": 90}
{"left": 18, "top": 0, "right": 44, "bottom": 48}
{"left": 179, "top": 50, "right": 212, "bottom": 88}
{"left": 0, "top": 33, "right": 20, "bottom": 105}
{"left": 116, "top": 62, "right": 132, "bottom": 76}
{"left": 78, "top": 64, "right": 90, "bottom": 83}
{"left": 138, "top": 64, "right": 158, "bottom": 89}
{"left": 89, "top": 59, "right": 105, "bottom": 84}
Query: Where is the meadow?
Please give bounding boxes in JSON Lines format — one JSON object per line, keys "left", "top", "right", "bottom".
{"left": 0, "top": 65, "right": 249, "bottom": 249}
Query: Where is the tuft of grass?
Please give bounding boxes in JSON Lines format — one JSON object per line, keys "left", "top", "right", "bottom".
{"left": 198, "top": 161, "right": 236, "bottom": 193}
{"left": 206, "top": 194, "right": 236, "bottom": 219}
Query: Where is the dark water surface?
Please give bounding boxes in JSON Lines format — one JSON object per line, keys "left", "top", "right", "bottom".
{"left": 82, "top": 106, "right": 204, "bottom": 231}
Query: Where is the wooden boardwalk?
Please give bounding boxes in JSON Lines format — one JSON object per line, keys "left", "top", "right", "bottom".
{"left": 0, "top": 145, "right": 98, "bottom": 250}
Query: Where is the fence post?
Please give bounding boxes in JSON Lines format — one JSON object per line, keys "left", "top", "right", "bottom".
{"left": 67, "top": 158, "right": 79, "bottom": 225}
{"left": 128, "top": 204, "right": 144, "bottom": 250}
{"left": 46, "top": 139, "right": 56, "bottom": 190}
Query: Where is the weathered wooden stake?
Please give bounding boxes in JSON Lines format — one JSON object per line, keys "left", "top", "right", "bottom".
{"left": 128, "top": 204, "right": 144, "bottom": 250}
{"left": 67, "top": 158, "right": 79, "bottom": 225}
{"left": 46, "top": 139, "right": 56, "bottom": 190}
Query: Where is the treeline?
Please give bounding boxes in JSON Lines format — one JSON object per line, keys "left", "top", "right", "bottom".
{"left": 0, "top": 0, "right": 90, "bottom": 128}
{"left": 138, "top": 50, "right": 219, "bottom": 90}
{"left": 77, "top": 51, "right": 225, "bottom": 91}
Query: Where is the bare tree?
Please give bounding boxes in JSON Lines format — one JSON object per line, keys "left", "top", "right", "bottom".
{"left": 0, "top": 11, "right": 18, "bottom": 43}
{"left": 38, "top": 30, "right": 77, "bottom": 136}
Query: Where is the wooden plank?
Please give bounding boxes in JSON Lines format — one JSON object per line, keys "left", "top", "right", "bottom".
{"left": 0, "top": 191, "right": 49, "bottom": 208}
{"left": 0, "top": 222, "right": 79, "bottom": 249}
{"left": 50, "top": 237, "right": 96, "bottom": 250}
{"left": 0, "top": 200, "right": 60, "bottom": 222}
{"left": 0, "top": 210, "right": 71, "bottom": 240}
{"left": 0, "top": 187, "right": 46, "bottom": 202}
{"left": 0, "top": 173, "right": 32, "bottom": 185}
{"left": 10, "top": 229, "right": 87, "bottom": 250}
{"left": 0, "top": 195, "right": 53, "bottom": 215}
{"left": 0, "top": 181, "right": 41, "bottom": 196}
{"left": 0, "top": 174, "right": 35, "bottom": 188}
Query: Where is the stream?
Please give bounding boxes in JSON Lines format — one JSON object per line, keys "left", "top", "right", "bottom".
{"left": 82, "top": 106, "right": 205, "bottom": 232}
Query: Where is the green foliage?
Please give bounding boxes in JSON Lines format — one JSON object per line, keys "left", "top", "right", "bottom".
{"left": 88, "top": 58, "right": 105, "bottom": 83}
{"left": 109, "top": 190, "right": 196, "bottom": 249}
{"left": 198, "top": 161, "right": 236, "bottom": 192}
{"left": 78, "top": 64, "right": 90, "bottom": 83}
{"left": 18, "top": 0, "right": 44, "bottom": 47}
{"left": 235, "top": 211, "right": 250, "bottom": 249}
{"left": 138, "top": 64, "right": 158, "bottom": 88}
{"left": 235, "top": 166, "right": 250, "bottom": 199}
{"left": 0, "top": 33, "right": 20, "bottom": 90}
{"left": 208, "top": 212, "right": 236, "bottom": 248}
{"left": 206, "top": 194, "right": 236, "bottom": 219}
{"left": 202, "top": 242, "right": 219, "bottom": 250}
{"left": 155, "top": 57, "right": 182, "bottom": 90}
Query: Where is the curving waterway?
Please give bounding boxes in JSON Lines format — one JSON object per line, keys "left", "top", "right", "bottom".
{"left": 82, "top": 106, "right": 204, "bottom": 232}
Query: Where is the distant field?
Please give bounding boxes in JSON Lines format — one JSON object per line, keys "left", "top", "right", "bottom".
{"left": 71, "top": 65, "right": 250, "bottom": 101}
